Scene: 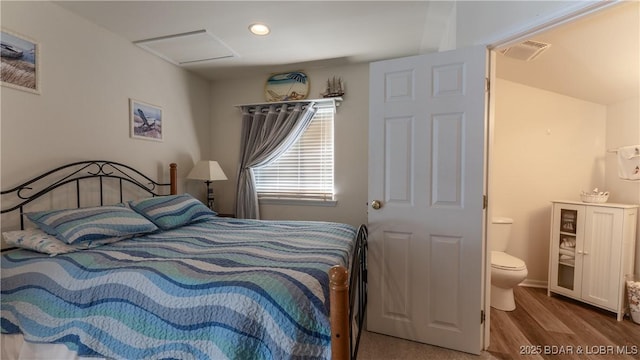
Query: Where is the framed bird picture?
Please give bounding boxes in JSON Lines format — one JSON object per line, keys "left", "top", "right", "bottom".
{"left": 130, "top": 98, "right": 163, "bottom": 142}
{"left": 264, "top": 71, "right": 309, "bottom": 102}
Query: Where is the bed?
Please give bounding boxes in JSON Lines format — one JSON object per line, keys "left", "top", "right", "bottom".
{"left": 0, "top": 160, "right": 367, "bottom": 360}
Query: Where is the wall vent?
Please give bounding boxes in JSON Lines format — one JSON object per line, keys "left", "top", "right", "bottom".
{"left": 499, "top": 40, "right": 550, "bottom": 61}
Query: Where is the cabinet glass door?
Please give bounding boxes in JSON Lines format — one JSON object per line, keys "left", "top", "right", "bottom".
{"left": 557, "top": 209, "right": 577, "bottom": 290}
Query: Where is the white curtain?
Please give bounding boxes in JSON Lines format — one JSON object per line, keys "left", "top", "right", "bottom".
{"left": 235, "top": 102, "right": 317, "bottom": 219}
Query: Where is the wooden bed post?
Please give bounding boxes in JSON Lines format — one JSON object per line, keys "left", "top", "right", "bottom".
{"left": 329, "top": 265, "right": 349, "bottom": 360}
{"left": 169, "top": 163, "right": 177, "bottom": 195}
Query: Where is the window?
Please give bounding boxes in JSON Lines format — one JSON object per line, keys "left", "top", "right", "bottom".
{"left": 254, "top": 104, "right": 334, "bottom": 203}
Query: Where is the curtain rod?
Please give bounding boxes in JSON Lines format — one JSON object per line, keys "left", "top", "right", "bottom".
{"left": 234, "top": 97, "right": 342, "bottom": 109}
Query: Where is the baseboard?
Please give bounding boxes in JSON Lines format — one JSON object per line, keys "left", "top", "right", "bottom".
{"left": 520, "top": 279, "right": 547, "bottom": 288}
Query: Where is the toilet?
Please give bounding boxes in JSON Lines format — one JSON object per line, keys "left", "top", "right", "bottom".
{"left": 490, "top": 217, "right": 528, "bottom": 311}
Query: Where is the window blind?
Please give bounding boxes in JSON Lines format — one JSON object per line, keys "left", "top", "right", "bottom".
{"left": 254, "top": 105, "right": 334, "bottom": 201}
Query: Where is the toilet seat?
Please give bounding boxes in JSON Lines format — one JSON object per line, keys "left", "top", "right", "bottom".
{"left": 491, "top": 251, "right": 526, "bottom": 271}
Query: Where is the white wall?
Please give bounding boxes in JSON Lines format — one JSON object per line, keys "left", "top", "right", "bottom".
{"left": 492, "top": 79, "right": 607, "bottom": 283}
{"left": 605, "top": 96, "right": 640, "bottom": 274}
{"left": 209, "top": 63, "right": 369, "bottom": 228}
{"left": 605, "top": 96, "right": 640, "bottom": 204}
{"left": 0, "top": 1, "right": 212, "bottom": 230}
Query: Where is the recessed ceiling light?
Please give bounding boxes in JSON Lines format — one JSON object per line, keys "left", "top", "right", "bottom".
{"left": 249, "top": 23, "right": 270, "bottom": 36}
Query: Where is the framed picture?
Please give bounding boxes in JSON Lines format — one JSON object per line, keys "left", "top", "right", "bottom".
{"left": 1, "top": 29, "right": 39, "bottom": 94}
{"left": 264, "top": 71, "right": 309, "bottom": 102}
{"left": 130, "top": 99, "right": 163, "bottom": 142}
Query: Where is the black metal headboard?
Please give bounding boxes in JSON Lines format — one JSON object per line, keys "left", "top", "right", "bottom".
{"left": 1, "top": 160, "right": 177, "bottom": 230}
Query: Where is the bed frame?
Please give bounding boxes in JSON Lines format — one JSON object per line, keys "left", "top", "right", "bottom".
{"left": 0, "top": 160, "right": 367, "bottom": 360}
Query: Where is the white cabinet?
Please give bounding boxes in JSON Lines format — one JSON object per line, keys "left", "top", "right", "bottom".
{"left": 548, "top": 201, "right": 638, "bottom": 321}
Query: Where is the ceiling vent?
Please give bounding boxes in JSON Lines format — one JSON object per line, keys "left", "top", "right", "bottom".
{"left": 499, "top": 40, "right": 550, "bottom": 61}
{"left": 134, "top": 30, "right": 237, "bottom": 66}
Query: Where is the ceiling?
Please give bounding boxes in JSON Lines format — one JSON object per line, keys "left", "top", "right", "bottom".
{"left": 495, "top": 1, "right": 639, "bottom": 105}
{"left": 55, "top": 1, "right": 639, "bottom": 105}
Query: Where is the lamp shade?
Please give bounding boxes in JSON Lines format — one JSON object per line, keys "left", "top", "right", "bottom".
{"left": 187, "top": 161, "right": 228, "bottom": 181}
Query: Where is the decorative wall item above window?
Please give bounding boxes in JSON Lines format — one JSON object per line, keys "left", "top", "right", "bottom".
{"left": 265, "top": 71, "right": 309, "bottom": 102}
{"left": 321, "top": 76, "right": 344, "bottom": 98}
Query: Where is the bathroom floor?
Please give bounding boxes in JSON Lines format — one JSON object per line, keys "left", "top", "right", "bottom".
{"left": 488, "top": 286, "right": 640, "bottom": 359}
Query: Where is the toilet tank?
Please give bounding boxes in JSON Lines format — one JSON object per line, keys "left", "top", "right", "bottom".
{"left": 491, "top": 217, "right": 513, "bottom": 251}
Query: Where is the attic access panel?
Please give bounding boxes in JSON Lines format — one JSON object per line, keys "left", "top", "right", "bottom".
{"left": 134, "top": 30, "right": 236, "bottom": 65}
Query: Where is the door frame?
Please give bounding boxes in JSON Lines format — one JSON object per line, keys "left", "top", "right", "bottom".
{"left": 482, "top": 0, "right": 620, "bottom": 349}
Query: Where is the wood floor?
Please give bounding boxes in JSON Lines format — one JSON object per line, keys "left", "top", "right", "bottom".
{"left": 488, "top": 286, "right": 640, "bottom": 360}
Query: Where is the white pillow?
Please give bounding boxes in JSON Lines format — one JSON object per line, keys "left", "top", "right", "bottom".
{"left": 2, "top": 228, "right": 128, "bottom": 256}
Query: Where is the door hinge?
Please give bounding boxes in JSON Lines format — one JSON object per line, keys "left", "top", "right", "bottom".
{"left": 483, "top": 195, "right": 488, "bottom": 209}
{"left": 485, "top": 78, "right": 490, "bottom": 92}
{"left": 481, "top": 310, "right": 485, "bottom": 324}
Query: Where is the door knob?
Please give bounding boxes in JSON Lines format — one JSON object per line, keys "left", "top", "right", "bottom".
{"left": 371, "top": 200, "right": 382, "bottom": 210}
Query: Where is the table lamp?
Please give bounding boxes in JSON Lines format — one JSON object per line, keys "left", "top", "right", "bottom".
{"left": 187, "top": 160, "right": 228, "bottom": 210}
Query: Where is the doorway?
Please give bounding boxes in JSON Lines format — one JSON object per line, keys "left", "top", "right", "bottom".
{"left": 486, "top": 0, "right": 640, "bottom": 350}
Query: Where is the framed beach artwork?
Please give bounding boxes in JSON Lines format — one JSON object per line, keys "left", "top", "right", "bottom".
{"left": 130, "top": 99, "right": 163, "bottom": 142}
{"left": 1, "top": 29, "right": 39, "bottom": 94}
{"left": 264, "top": 71, "right": 309, "bottom": 102}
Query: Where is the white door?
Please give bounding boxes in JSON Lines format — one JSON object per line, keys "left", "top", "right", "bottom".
{"left": 367, "top": 45, "right": 487, "bottom": 354}
{"left": 581, "top": 206, "right": 623, "bottom": 310}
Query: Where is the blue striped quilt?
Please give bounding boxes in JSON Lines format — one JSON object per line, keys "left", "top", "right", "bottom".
{"left": 1, "top": 218, "right": 356, "bottom": 360}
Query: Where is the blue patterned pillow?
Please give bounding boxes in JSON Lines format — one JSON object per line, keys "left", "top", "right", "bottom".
{"left": 26, "top": 205, "right": 158, "bottom": 244}
{"left": 129, "top": 194, "right": 217, "bottom": 230}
